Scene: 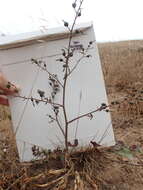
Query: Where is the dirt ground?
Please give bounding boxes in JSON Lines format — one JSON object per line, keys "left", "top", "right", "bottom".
{"left": 0, "top": 40, "right": 143, "bottom": 189}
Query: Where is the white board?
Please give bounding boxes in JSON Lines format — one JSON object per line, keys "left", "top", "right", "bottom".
{"left": 0, "top": 23, "right": 115, "bottom": 161}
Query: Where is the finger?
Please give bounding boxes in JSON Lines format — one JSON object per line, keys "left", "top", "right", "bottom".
{"left": 0, "top": 86, "right": 16, "bottom": 95}
{"left": 0, "top": 73, "right": 20, "bottom": 95}
{"left": 0, "top": 84, "right": 20, "bottom": 95}
{"left": 0, "top": 95, "right": 9, "bottom": 106}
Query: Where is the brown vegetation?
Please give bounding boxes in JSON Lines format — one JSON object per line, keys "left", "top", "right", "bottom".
{"left": 0, "top": 40, "right": 143, "bottom": 189}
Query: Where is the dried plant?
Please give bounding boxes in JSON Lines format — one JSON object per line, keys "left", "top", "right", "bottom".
{"left": 4, "top": 0, "right": 109, "bottom": 154}
{"left": 1, "top": 24, "right": 143, "bottom": 190}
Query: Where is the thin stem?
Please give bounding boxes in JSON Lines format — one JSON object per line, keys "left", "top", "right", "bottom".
{"left": 62, "top": 0, "right": 84, "bottom": 151}
{"left": 67, "top": 55, "right": 85, "bottom": 77}
{"left": 49, "top": 114, "right": 65, "bottom": 137}
{"left": 13, "top": 95, "right": 63, "bottom": 107}
{"left": 36, "top": 62, "right": 64, "bottom": 88}
{"left": 68, "top": 105, "right": 108, "bottom": 124}
{"left": 55, "top": 115, "right": 65, "bottom": 137}
{"left": 68, "top": 92, "right": 136, "bottom": 125}
{"left": 67, "top": 46, "right": 92, "bottom": 77}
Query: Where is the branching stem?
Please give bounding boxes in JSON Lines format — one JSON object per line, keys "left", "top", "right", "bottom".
{"left": 62, "top": 0, "right": 84, "bottom": 151}
{"left": 36, "top": 62, "right": 64, "bottom": 88}
{"left": 68, "top": 105, "right": 108, "bottom": 124}
{"left": 13, "top": 95, "right": 63, "bottom": 107}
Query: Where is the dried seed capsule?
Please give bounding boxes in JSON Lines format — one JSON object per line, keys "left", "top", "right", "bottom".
{"left": 37, "top": 89, "right": 45, "bottom": 98}
{"left": 72, "top": 3, "right": 76, "bottom": 8}
{"left": 89, "top": 41, "right": 93, "bottom": 45}
{"left": 86, "top": 54, "right": 91, "bottom": 58}
{"left": 63, "top": 21, "right": 69, "bottom": 27}
{"left": 56, "top": 58, "right": 63, "bottom": 62}
{"left": 78, "top": 11, "right": 81, "bottom": 17}
{"left": 101, "top": 103, "right": 107, "bottom": 107}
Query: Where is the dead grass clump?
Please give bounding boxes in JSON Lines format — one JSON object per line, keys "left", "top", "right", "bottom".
{"left": 98, "top": 40, "right": 143, "bottom": 91}
{"left": 0, "top": 137, "right": 143, "bottom": 190}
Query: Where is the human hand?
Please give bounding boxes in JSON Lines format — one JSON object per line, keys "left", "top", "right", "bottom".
{"left": 0, "top": 73, "right": 20, "bottom": 106}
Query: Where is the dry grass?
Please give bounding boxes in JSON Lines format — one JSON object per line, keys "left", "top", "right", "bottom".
{"left": 0, "top": 40, "right": 143, "bottom": 189}
{"left": 98, "top": 40, "right": 143, "bottom": 144}
{"left": 99, "top": 40, "right": 143, "bottom": 91}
